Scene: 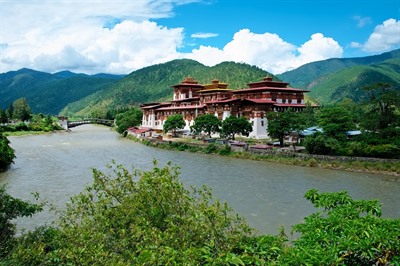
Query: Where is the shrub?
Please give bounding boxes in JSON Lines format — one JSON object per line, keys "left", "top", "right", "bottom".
{"left": 304, "top": 134, "right": 340, "bottom": 155}
{"left": 0, "top": 134, "right": 15, "bottom": 170}
{"left": 204, "top": 143, "right": 218, "bottom": 154}
{"left": 218, "top": 145, "right": 232, "bottom": 156}
{"left": 15, "top": 122, "right": 29, "bottom": 131}
{"left": 9, "top": 162, "right": 253, "bottom": 265}
{"left": 0, "top": 185, "right": 43, "bottom": 259}
{"left": 279, "top": 189, "right": 400, "bottom": 265}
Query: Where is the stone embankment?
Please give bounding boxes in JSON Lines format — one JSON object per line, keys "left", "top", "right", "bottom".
{"left": 133, "top": 137, "right": 400, "bottom": 177}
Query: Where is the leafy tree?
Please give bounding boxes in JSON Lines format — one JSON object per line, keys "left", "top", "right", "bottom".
{"left": 8, "top": 162, "right": 252, "bottom": 265}
{"left": 6, "top": 103, "right": 13, "bottom": 121}
{"left": 0, "top": 133, "right": 16, "bottom": 170}
{"left": 115, "top": 108, "right": 143, "bottom": 135}
{"left": 362, "top": 82, "right": 400, "bottom": 131}
{"left": 280, "top": 189, "right": 400, "bottom": 265}
{"left": 267, "top": 108, "right": 301, "bottom": 146}
{"left": 317, "top": 106, "right": 355, "bottom": 140}
{"left": 303, "top": 132, "right": 341, "bottom": 155}
{"left": 190, "top": 113, "right": 221, "bottom": 137}
{"left": 337, "top": 98, "right": 364, "bottom": 125}
{"left": 220, "top": 116, "right": 252, "bottom": 140}
{"left": 0, "top": 108, "right": 8, "bottom": 124}
{"left": 163, "top": 114, "right": 186, "bottom": 136}
{"left": 298, "top": 103, "right": 317, "bottom": 128}
{"left": 0, "top": 185, "right": 43, "bottom": 259}
{"left": 12, "top": 98, "right": 32, "bottom": 121}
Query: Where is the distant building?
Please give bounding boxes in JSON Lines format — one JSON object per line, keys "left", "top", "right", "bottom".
{"left": 141, "top": 76, "right": 310, "bottom": 139}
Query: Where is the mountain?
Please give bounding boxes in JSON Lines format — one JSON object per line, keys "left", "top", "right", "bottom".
{"left": 60, "top": 59, "right": 274, "bottom": 117}
{"left": 0, "top": 69, "right": 123, "bottom": 114}
{"left": 277, "top": 49, "right": 400, "bottom": 104}
{"left": 306, "top": 58, "right": 400, "bottom": 104}
{"left": 2, "top": 48, "right": 399, "bottom": 117}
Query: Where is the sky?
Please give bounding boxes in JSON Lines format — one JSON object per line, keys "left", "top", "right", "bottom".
{"left": 1, "top": 0, "right": 399, "bottom": 75}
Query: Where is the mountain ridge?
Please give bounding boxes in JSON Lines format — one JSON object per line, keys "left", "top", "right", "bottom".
{"left": 1, "top": 49, "right": 399, "bottom": 116}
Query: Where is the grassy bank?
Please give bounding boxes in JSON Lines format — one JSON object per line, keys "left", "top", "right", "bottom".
{"left": 128, "top": 135, "right": 400, "bottom": 177}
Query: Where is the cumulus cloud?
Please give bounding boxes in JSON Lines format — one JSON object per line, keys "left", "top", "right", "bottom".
{"left": 351, "top": 19, "right": 400, "bottom": 53}
{"left": 0, "top": 0, "right": 190, "bottom": 74}
{"left": 184, "top": 30, "right": 343, "bottom": 74}
{"left": 0, "top": 0, "right": 394, "bottom": 75}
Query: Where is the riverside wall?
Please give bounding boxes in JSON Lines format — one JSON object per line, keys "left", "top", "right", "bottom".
{"left": 145, "top": 138, "right": 400, "bottom": 164}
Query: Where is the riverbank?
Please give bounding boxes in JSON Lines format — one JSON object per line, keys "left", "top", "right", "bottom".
{"left": 128, "top": 135, "right": 400, "bottom": 177}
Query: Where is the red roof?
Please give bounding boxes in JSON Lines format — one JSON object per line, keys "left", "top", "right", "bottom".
{"left": 273, "top": 103, "right": 306, "bottom": 107}
{"left": 205, "top": 98, "right": 241, "bottom": 104}
{"left": 245, "top": 99, "right": 276, "bottom": 104}
{"left": 128, "top": 127, "right": 151, "bottom": 134}
{"left": 141, "top": 102, "right": 171, "bottom": 109}
{"left": 231, "top": 87, "right": 309, "bottom": 93}
{"left": 156, "top": 104, "right": 206, "bottom": 111}
{"left": 171, "top": 97, "right": 200, "bottom": 102}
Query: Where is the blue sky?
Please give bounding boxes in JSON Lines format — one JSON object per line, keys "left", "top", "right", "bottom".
{"left": 1, "top": 0, "right": 399, "bottom": 75}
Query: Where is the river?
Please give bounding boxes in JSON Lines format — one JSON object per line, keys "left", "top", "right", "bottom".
{"left": 1, "top": 125, "right": 399, "bottom": 235}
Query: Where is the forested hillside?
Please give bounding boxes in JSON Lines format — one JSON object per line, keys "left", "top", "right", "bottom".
{"left": 308, "top": 58, "right": 400, "bottom": 104}
{"left": 278, "top": 49, "right": 400, "bottom": 105}
{"left": 278, "top": 48, "right": 400, "bottom": 88}
{"left": 0, "top": 69, "right": 122, "bottom": 114}
{"left": 2, "top": 48, "right": 400, "bottom": 117}
{"left": 60, "top": 59, "right": 273, "bottom": 117}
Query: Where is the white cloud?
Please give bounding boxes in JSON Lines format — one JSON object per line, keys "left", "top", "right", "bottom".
{"left": 1, "top": 0, "right": 393, "bottom": 76}
{"left": 184, "top": 30, "right": 343, "bottom": 74}
{"left": 191, "top": 32, "right": 218, "bottom": 38}
{"left": 351, "top": 19, "right": 400, "bottom": 53}
{"left": 0, "top": 0, "right": 191, "bottom": 74}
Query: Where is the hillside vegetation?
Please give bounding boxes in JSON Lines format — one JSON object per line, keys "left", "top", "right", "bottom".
{"left": 278, "top": 49, "right": 400, "bottom": 105}
{"left": 308, "top": 58, "right": 400, "bottom": 104}
{"left": 0, "top": 69, "right": 122, "bottom": 115}
{"left": 60, "top": 59, "right": 273, "bottom": 117}
{"left": 278, "top": 49, "right": 400, "bottom": 88}
{"left": 2, "top": 48, "right": 400, "bottom": 116}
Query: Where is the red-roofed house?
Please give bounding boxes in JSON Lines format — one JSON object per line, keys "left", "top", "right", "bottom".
{"left": 140, "top": 76, "right": 311, "bottom": 139}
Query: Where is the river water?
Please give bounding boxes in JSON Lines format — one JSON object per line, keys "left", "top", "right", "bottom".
{"left": 1, "top": 125, "right": 399, "bottom": 235}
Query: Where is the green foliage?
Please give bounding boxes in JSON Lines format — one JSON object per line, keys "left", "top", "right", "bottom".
{"left": 0, "top": 68, "right": 120, "bottom": 115}
{"left": 115, "top": 108, "right": 143, "bottom": 135}
{"left": 221, "top": 116, "right": 252, "bottom": 140}
{"left": 12, "top": 97, "right": 32, "bottom": 121}
{"left": 298, "top": 103, "right": 317, "bottom": 128}
{"left": 3, "top": 163, "right": 400, "bottom": 264}
{"left": 317, "top": 106, "right": 355, "bottom": 140}
{"left": 9, "top": 162, "right": 252, "bottom": 265}
{"left": 267, "top": 108, "right": 301, "bottom": 146}
{"left": 0, "top": 185, "right": 43, "bottom": 259}
{"left": 163, "top": 114, "right": 186, "bottom": 136}
{"left": 282, "top": 53, "right": 400, "bottom": 105}
{"left": 190, "top": 113, "right": 221, "bottom": 137}
{"left": 304, "top": 133, "right": 341, "bottom": 155}
{"left": 0, "top": 108, "right": 8, "bottom": 124}
{"left": 361, "top": 82, "right": 400, "bottom": 131}
{"left": 281, "top": 189, "right": 400, "bottom": 265}
{"left": 0, "top": 133, "right": 15, "bottom": 170}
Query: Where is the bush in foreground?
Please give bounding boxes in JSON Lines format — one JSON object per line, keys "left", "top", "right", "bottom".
{"left": 4, "top": 162, "right": 400, "bottom": 265}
